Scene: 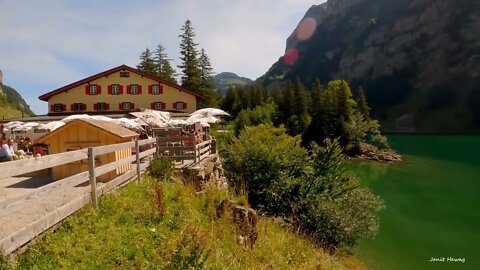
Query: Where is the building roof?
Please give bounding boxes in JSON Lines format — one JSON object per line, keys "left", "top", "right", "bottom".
{"left": 37, "top": 119, "right": 139, "bottom": 142}
{"left": 38, "top": 64, "right": 203, "bottom": 101}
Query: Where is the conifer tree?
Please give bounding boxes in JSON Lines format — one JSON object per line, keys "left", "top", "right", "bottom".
{"left": 357, "top": 87, "right": 371, "bottom": 120}
{"left": 178, "top": 20, "right": 202, "bottom": 92}
{"left": 154, "top": 44, "right": 177, "bottom": 83}
{"left": 198, "top": 48, "right": 218, "bottom": 107}
{"left": 292, "top": 78, "right": 311, "bottom": 134}
{"left": 137, "top": 48, "right": 156, "bottom": 75}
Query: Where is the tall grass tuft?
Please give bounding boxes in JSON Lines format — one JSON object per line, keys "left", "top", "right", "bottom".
{"left": 151, "top": 182, "right": 166, "bottom": 219}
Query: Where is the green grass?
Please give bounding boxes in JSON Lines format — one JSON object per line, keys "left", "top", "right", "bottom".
{"left": 5, "top": 176, "right": 364, "bottom": 269}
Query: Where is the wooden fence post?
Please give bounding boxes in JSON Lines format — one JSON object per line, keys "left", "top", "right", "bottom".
{"left": 135, "top": 140, "right": 141, "bottom": 182}
{"left": 88, "top": 147, "right": 98, "bottom": 208}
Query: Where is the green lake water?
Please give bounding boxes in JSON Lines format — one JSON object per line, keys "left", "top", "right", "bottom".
{"left": 350, "top": 135, "right": 480, "bottom": 270}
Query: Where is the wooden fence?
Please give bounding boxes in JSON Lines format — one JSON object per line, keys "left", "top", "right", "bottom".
{"left": 156, "top": 136, "right": 214, "bottom": 165}
{"left": 0, "top": 136, "right": 214, "bottom": 254}
{"left": 0, "top": 138, "right": 156, "bottom": 254}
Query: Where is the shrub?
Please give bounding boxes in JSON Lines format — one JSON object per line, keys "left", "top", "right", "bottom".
{"left": 366, "top": 133, "right": 390, "bottom": 150}
{"left": 221, "top": 124, "right": 308, "bottom": 214}
{"left": 221, "top": 124, "right": 384, "bottom": 250}
{"left": 148, "top": 157, "right": 174, "bottom": 181}
{"left": 296, "top": 139, "right": 384, "bottom": 249}
{"left": 232, "top": 101, "right": 277, "bottom": 136}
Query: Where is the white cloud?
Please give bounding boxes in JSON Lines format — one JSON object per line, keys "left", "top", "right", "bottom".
{"left": 0, "top": 0, "right": 324, "bottom": 115}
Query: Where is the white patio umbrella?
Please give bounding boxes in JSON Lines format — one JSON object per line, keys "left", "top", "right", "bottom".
{"left": 113, "top": 118, "right": 144, "bottom": 130}
{"left": 44, "top": 121, "right": 66, "bottom": 131}
{"left": 190, "top": 108, "right": 230, "bottom": 117}
{"left": 168, "top": 119, "right": 188, "bottom": 126}
{"left": 61, "top": 114, "right": 91, "bottom": 122}
{"left": 185, "top": 114, "right": 220, "bottom": 125}
{"left": 130, "top": 111, "right": 172, "bottom": 127}
{"left": 4, "top": 121, "right": 24, "bottom": 129}
{"left": 22, "top": 122, "right": 40, "bottom": 128}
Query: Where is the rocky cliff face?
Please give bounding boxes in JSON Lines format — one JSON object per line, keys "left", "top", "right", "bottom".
{"left": 263, "top": 0, "right": 480, "bottom": 133}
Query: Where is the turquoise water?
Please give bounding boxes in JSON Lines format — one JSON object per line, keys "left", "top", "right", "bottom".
{"left": 351, "top": 135, "right": 480, "bottom": 270}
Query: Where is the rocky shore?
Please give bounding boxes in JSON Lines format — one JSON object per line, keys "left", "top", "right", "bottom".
{"left": 354, "top": 142, "right": 402, "bottom": 163}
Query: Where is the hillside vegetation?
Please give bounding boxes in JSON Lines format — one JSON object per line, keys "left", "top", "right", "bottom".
{"left": 2, "top": 176, "right": 365, "bottom": 269}
{"left": 0, "top": 85, "right": 34, "bottom": 119}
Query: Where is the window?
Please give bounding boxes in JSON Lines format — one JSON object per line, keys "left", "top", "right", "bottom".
{"left": 53, "top": 103, "right": 63, "bottom": 112}
{"left": 152, "top": 102, "right": 164, "bottom": 110}
{"left": 130, "top": 84, "right": 138, "bottom": 94}
{"left": 174, "top": 102, "right": 187, "bottom": 110}
{"left": 89, "top": 85, "right": 97, "bottom": 95}
{"left": 85, "top": 84, "right": 101, "bottom": 95}
{"left": 72, "top": 103, "right": 86, "bottom": 112}
{"left": 150, "top": 84, "right": 163, "bottom": 95}
{"left": 112, "top": 84, "right": 120, "bottom": 95}
{"left": 94, "top": 102, "right": 109, "bottom": 111}
{"left": 120, "top": 102, "right": 134, "bottom": 111}
{"left": 120, "top": 71, "right": 130, "bottom": 77}
{"left": 98, "top": 102, "right": 106, "bottom": 111}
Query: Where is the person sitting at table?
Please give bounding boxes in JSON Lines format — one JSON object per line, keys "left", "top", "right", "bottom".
{"left": 0, "top": 138, "right": 18, "bottom": 162}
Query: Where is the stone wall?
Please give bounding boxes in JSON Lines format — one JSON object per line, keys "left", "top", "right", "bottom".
{"left": 181, "top": 154, "right": 228, "bottom": 191}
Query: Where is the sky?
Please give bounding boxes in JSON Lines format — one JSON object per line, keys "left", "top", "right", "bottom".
{"left": 0, "top": 0, "right": 325, "bottom": 115}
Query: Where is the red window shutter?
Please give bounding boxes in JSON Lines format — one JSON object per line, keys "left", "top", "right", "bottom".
{"left": 62, "top": 104, "right": 66, "bottom": 111}
{"left": 119, "top": 85, "right": 124, "bottom": 94}
{"left": 162, "top": 102, "right": 166, "bottom": 110}
{"left": 94, "top": 103, "right": 98, "bottom": 110}
{"left": 138, "top": 85, "right": 142, "bottom": 94}
{"left": 119, "top": 102, "right": 123, "bottom": 110}
{"left": 82, "top": 104, "right": 87, "bottom": 111}
{"left": 105, "top": 103, "right": 110, "bottom": 110}
{"left": 97, "top": 85, "right": 101, "bottom": 94}
{"left": 85, "top": 85, "right": 90, "bottom": 95}
{"left": 127, "top": 85, "right": 131, "bottom": 94}
{"left": 148, "top": 85, "right": 152, "bottom": 94}
{"left": 50, "top": 104, "right": 54, "bottom": 112}
{"left": 172, "top": 102, "right": 176, "bottom": 109}
{"left": 150, "top": 102, "right": 154, "bottom": 109}
{"left": 184, "top": 102, "right": 188, "bottom": 109}
{"left": 131, "top": 102, "right": 135, "bottom": 109}
{"left": 71, "top": 104, "right": 75, "bottom": 111}
{"left": 108, "top": 85, "right": 112, "bottom": 94}
{"left": 159, "top": 85, "right": 163, "bottom": 94}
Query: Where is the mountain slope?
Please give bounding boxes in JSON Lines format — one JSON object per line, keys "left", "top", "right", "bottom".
{"left": 261, "top": 0, "right": 480, "bottom": 133}
{"left": 0, "top": 84, "right": 35, "bottom": 119}
{"left": 215, "top": 72, "right": 253, "bottom": 93}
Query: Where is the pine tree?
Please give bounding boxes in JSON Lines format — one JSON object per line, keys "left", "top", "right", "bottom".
{"left": 292, "top": 78, "right": 311, "bottom": 134}
{"left": 198, "top": 48, "right": 218, "bottom": 107}
{"left": 154, "top": 44, "right": 177, "bottom": 83}
{"left": 137, "top": 48, "right": 156, "bottom": 75}
{"left": 178, "top": 20, "right": 202, "bottom": 92}
{"left": 357, "top": 87, "right": 371, "bottom": 120}
{"left": 221, "top": 86, "right": 242, "bottom": 116}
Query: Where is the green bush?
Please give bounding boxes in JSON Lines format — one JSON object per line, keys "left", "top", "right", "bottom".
{"left": 232, "top": 101, "right": 277, "bottom": 136}
{"left": 221, "top": 124, "right": 308, "bottom": 214}
{"left": 366, "top": 133, "right": 390, "bottom": 150}
{"left": 297, "top": 139, "right": 384, "bottom": 249}
{"left": 148, "top": 157, "right": 174, "bottom": 181}
{"left": 221, "top": 124, "right": 384, "bottom": 250}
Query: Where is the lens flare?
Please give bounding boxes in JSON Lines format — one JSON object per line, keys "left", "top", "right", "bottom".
{"left": 296, "top": 17, "right": 316, "bottom": 41}
{"left": 283, "top": 48, "right": 299, "bottom": 65}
